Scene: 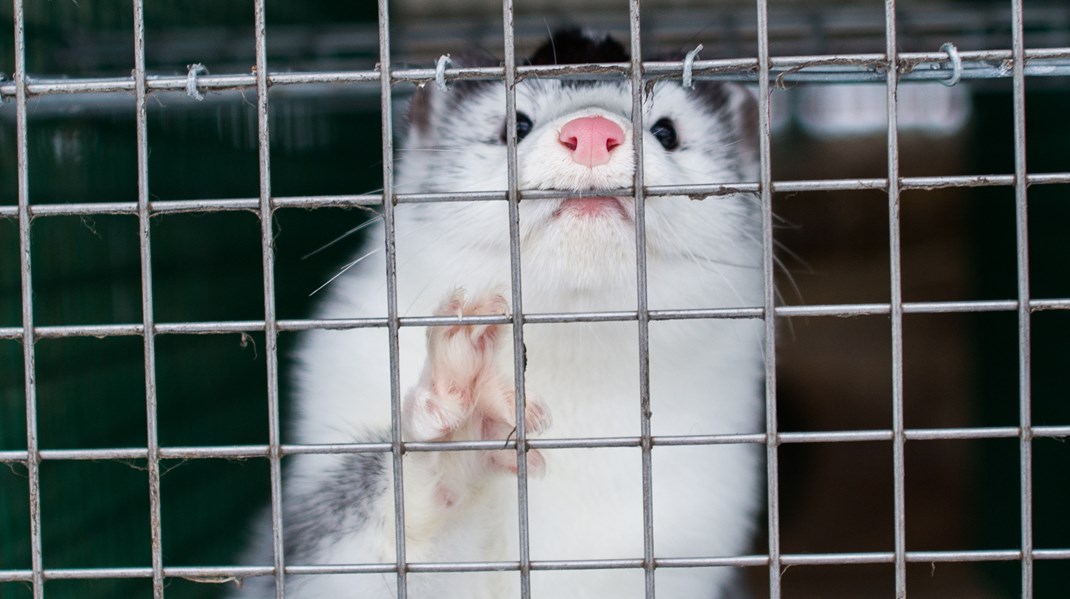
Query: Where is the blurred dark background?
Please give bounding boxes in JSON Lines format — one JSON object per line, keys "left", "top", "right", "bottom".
{"left": 0, "top": 1, "right": 1067, "bottom": 598}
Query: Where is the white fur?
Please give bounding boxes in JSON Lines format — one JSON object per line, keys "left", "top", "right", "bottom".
{"left": 232, "top": 53, "right": 764, "bottom": 599}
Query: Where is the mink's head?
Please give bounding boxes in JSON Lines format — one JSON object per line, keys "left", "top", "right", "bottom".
{"left": 395, "top": 28, "right": 761, "bottom": 308}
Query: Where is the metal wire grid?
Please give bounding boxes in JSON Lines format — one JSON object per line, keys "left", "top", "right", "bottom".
{"left": 1, "top": 0, "right": 1069, "bottom": 598}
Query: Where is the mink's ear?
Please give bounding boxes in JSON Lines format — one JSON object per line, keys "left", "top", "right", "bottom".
{"left": 408, "top": 49, "right": 501, "bottom": 137}
{"left": 408, "top": 84, "right": 434, "bottom": 137}
{"left": 655, "top": 46, "right": 759, "bottom": 157}
{"left": 693, "top": 80, "right": 759, "bottom": 161}
{"left": 726, "top": 84, "right": 759, "bottom": 162}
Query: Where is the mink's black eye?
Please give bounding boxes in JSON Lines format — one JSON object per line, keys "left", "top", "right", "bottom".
{"left": 516, "top": 113, "right": 533, "bottom": 141}
{"left": 500, "top": 112, "right": 534, "bottom": 144}
{"left": 650, "top": 117, "right": 679, "bottom": 150}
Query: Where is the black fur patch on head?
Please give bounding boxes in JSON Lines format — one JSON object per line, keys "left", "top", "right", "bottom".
{"left": 528, "top": 28, "right": 629, "bottom": 66}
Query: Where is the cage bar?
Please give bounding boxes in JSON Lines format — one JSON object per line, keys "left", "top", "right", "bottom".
{"left": 373, "top": 2, "right": 410, "bottom": 598}
{"left": 1, "top": 48, "right": 1069, "bottom": 102}
{"left": 754, "top": 0, "right": 783, "bottom": 597}
{"left": 2, "top": 423, "right": 1070, "bottom": 467}
{"left": 12, "top": 0, "right": 43, "bottom": 595}
{"left": 1010, "top": 0, "right": 1034, "bottom": 596}
{"left": 3, "top": 298, "right": 1070, "bottom": 342}
{"left": 499, "top": 2, "right": 536, "bottom": 598}
{"left": 4, "top": 171, "right": 1070, "bottom": 220}
{"left": 248, "top": 1, "right": 288, "bottom": 597}
{"left": 623, "top": 1, "right": 657, "bottom": 597}
{"left": 6, "top": 545, "right": 1069, "bottom": 585}
{"left": 130, "top": 0, "right": 165, "bottom": 596}
{"left": 882, "top": 1, "right": 909, "bottom": 596}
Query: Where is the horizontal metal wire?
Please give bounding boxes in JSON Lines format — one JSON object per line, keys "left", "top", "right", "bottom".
{"left": 3, "top": 172, "right": 1069, "bottom": 220}
{"left": 2, "top": 425, "right": 1067, "bottom": 465}
{"left": 2, "top": 299, "right": 1068, "bottom": 341}
{"left": 0, "top": 49, "right": 1068, "bottom": 102}
{"left": 1, "top": 548, "right": 1068, "bottom": 584}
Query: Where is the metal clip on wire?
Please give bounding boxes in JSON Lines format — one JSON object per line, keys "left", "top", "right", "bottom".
{"left": 682, "top": 44, "right": 704, "bottom": 90}
{"left": 186, "top": 63, "right": 209, "bottom": 101}
{"left": 435, "top": 55, "right": 452, "bottom": 92}
{"left": 940, "top": 43, "right": 962, "bottom": 87}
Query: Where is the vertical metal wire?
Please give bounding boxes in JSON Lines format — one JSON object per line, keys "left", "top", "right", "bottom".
{"left": 1009, "top": 0, "right": 1034, "bottom": 595}
{"left": 625, "top": 2, "right": 655, "bottom": 597}
{"left": 754, "top": 1, "right": 781, "bottom": 597}
{"left": 375, "top": 2, "right": 409, "bottom": 597}
{"left": 12, "top": 0, "right": 42, "bottom": 596}
{"left": 131, "top": 1, "right": 164, "bottom": 596}
{"left": 252, "top": 2, "right": 286, "bottom": 597}
{"left": 882, "top": 1, "right": 908, "bottom": 596}
{"left": 500, "top": 2, "right": 532, "bottom": 598}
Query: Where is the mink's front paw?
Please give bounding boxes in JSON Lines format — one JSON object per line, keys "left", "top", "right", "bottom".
{"left": 403, "top": 289, "right": 550, "bottom": 477}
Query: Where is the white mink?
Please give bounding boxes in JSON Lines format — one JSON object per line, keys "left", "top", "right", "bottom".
{"left": 231, "top": 28, "right": 764, "bottom": 599}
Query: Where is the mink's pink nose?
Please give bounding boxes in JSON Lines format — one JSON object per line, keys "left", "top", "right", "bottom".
{"left": 557, "top": 116, "right": 624, "bottom": 167}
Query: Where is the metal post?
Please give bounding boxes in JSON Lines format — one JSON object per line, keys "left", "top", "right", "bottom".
{"left": 754, "top": 0, "right": 782, "bottom": 596}
{"left": 13, "top": 0, "right": 43, "bottom": 595}
{"left": 882, "top": 1, "right": 908, "bottom": 596}
{"left": 375, "top": 1, "right": 409, "bottom": 597}
{"left": 131, "top": 0, "right": 164, "bottom": 596}
{"left": 1009, "top": 0, "right": 1034, "bottom": 596}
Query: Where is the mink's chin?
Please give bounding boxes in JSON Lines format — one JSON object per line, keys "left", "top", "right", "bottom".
{"left": 551, "top": 197, "right": 630, "bottom": 221}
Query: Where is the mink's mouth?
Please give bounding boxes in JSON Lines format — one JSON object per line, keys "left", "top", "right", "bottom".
{"left": 551, "top": 196, "right": 630, "bottom": 221}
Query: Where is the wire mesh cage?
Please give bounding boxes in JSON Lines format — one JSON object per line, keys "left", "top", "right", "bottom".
{"left": 1, "top": 1, "right": 1068, "bottom": 598}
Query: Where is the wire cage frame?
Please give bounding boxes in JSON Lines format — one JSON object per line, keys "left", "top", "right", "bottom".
{"left": 0, "top": 0, "right": 1068, "bottom": 598}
